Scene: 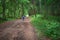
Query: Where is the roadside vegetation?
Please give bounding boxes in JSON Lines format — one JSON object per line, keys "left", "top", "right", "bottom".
{"left": 31, "top": 14, "right": 60, "bottom": 40}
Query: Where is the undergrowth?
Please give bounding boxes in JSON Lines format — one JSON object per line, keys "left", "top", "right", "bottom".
{"left": 31, "top": 14, "right": 60, "bottom": 40}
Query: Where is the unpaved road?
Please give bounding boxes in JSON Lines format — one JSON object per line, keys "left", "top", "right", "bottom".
{"left": 0, "top": 18, "right": 37, "bottom": 40}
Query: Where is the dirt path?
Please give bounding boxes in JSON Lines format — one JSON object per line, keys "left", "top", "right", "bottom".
{"left": 0, "top": 18, "right": 37, "bottom": 40}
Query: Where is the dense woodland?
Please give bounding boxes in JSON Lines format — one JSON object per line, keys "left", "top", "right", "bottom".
{"left": 0, "top": 0, "right": 60, "bottom": 40}
{"left": 0, "top": 0, "right": 60, "bottom": 20}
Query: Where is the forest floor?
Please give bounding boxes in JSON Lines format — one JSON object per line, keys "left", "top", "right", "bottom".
{"left": 0, "top": 18, "right": 51, "bottom": 40}
{"left": 0, "top": 18, "right": 37, "bottom": 40}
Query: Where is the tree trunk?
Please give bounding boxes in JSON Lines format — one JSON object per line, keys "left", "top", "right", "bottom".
{"left": 1, "top": 0, "right": 6, "bottom": 19}
{"left": 30, "top": 0, "right": 37, "bottom": 16}
{"left": 21, "top": 3, "right": 24, "bottom": 16}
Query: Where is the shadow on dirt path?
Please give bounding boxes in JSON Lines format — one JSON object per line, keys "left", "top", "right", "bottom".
{"left": 0, "top": 18, "right": 38, "bottom": 40}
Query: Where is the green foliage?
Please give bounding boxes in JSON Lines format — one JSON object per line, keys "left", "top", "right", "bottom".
{"left": 41, "top": 0, "right": 60, "bottom": 16}
{"left": 0, "top": 0, "right": 31, "bottom": 23}
{"left": 31, "top": 14, "right": 60, "bottom": 40}
{"left": 0, "top": 0, "right": 60, "bottom": 40}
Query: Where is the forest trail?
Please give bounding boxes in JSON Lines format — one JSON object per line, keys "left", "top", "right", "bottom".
{"left": 0, "top": 18, "right": 37, "bottom": 40}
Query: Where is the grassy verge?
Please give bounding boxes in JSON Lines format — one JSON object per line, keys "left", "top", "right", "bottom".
{"left": 31, "top": 14, "right": 60, "bottom": 40}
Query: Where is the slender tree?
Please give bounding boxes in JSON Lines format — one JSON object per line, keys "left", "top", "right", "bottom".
{"left": 1, "top": 0, "right": 6, "bottom": 19}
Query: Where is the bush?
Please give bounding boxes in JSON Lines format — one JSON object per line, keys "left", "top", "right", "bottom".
{"left": 31, "top": 15, "right": 60, "bottom": 40}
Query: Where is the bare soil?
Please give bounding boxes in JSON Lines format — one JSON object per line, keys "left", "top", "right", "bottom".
{"left": 0, "top": 18, "right": 37, "bottom": 40}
